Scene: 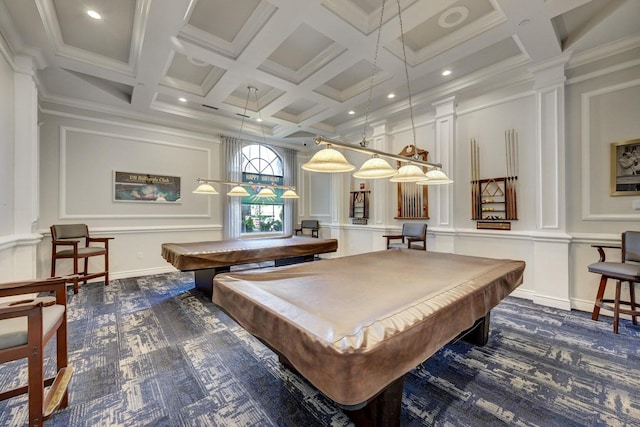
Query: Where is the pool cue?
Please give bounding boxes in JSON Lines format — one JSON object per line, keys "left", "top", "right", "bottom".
{"left": 505, "top": 130, "right": 511, "bottom": 219}
{"left": 513, "top": 129, "right": 518, "bottom": 219}
{"left": 470, "top": 139, "right": 476, "bottom": 219}
{"left": 508, "top": 129, "right": 515, "bottom": 220}
{"left": 475, "top": 139, "right": 481, "bottom": 219}
{"left": 471, "top": 138, "right": 480, "bottom": 220}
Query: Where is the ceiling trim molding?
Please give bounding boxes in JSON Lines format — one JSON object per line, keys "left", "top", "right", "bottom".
{"left": 258, "top": 43, "right": 347, "bottom": 85}
{"left": 568, "top": 34, "right": 640, "bottom": 68}
{"left": 385, "top": 11, "right": 507, "bottom": 67}
{"left": 35, "top": 0, "right": 136, "bottom": 76}
{"left": 178, "top": 1, "right": 276, "bottom": 60}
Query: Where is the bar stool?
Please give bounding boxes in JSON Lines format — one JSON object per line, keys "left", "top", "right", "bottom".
{"left": 588, "top": 231, "right": 640, "bottom": 334}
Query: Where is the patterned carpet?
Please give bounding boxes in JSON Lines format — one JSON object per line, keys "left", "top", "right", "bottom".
{"left": 1, "top": 271, "right": 639, "bottom": 426}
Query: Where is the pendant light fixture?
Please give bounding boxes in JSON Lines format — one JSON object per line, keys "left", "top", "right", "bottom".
{"left": 281, "top": 189, "right": 300, "bottom": 199}
{"left": 418, "top": 168, "right": 454, "bottom": 185}
{"left": 352, "top": 154, "right": 398, "bottom": 179}
{"left": 303, "top": 0, "right": 452, "bottom": 185}
{"left": 353, "top": 0, "right": 397, "bottom": 180}
{"left": 193, "top": 86, "right": 299, "bottom": 199}
{"left": 301, "top": 145, "right": 355, "bottom": 172}
{"left": 256, "top": 187, "right": 277, "bottom": 198}
{"left": 389, "top": 164, "right": 428, "bottom": 182}
{"left": 192, "top": 182, "right": 218, "bottom": 194}
{"left": 226, "top": 185, "right": 250, "bottom": 196}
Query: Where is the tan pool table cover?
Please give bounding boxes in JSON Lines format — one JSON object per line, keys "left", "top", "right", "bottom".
{"left": 213, "top": 249, "right": 525, "bottom": 406}
{"left": 161, "top": 235, "right": 338, "bottom": 271}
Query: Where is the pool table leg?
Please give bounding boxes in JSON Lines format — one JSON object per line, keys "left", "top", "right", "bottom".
{"left": 274, "top": 254, "right": 316, "bottom": 266}
{"left": 461, "top": 312, "right": 491, "bottom": 346}
{"left": 194, "top": 267, "right": 229, "bottom": 297}
{"left": 344, "top": 376, "right": 403, "bottom": 427}
{"left": 276, "top": 351, "right": 402, "bottom": 427}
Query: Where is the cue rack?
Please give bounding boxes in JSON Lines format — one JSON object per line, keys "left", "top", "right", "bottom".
{"left": 470, "top": 130, "right": 519, "bottom": 230}
{"left": 395, "top": 145, "right": 429, "bottom": 220}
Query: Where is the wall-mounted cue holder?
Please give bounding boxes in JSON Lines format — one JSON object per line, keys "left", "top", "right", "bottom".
{"left": 470, "top": 130, "right": 519, "bottom": 231}
{"left": 349, "top": 191, "right": 370, "bottom": 225}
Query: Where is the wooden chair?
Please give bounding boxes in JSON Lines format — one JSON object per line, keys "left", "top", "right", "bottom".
{"left": 294, "top": 220, "right": 320, "bottom": 238}
{"left": 384, "top": 223, "right": 427, "bottom": 250}
{"left": 0, "top": 276, "right": 76, "bottom": 426}
{"left": 588, "top": 231, "right": 640, "bottom": 333}
{"left": 50, "top": 224, "right": 114, "bottom": 293}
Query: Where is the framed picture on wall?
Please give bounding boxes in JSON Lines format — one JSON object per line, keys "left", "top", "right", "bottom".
{"left": 113, "top": 171, "right": 182, "bottom": 203}
{"left": 349, "top": 191, "right": 370, "bottom": 219}
{"left": 610, "top": 139, "right": 640, "bottom": 196}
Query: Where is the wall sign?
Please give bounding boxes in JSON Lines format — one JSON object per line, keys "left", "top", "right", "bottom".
{"left": 113, "top": 171, "right": 181, "bottom": 203}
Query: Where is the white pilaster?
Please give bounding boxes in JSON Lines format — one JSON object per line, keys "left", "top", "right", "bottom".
{"left": 13, "top": 56, "right": 39, "bottom": 234}
{"left": 11, "top": 55, "right": 41, "bottom": 278}
{"left": 431, "top": 97, "right": 456, "bottom": 253}
{"left": 529, "top": 54, "right": 571, "bottom": 310}
{"left": 369, "top": 122, "right": 391, "bottom": 226}
{"left": 330, "top": 171, "right": 345, "bottom": 225}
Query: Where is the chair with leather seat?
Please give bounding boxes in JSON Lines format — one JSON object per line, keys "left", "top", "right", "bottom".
{"left": 0, "top": 276, "right": 76, "bottom": 426}
{"left": 383, "top": 223, "right": 427, "bottom": 250}
{"left": 294, "top": 220, "right": 320, "bottom": 238}
{"left": 588, "top": 231, "right": 640, "bottom": 334}
{"left": 50, "top": 224, "right": 113, "bottom": 293}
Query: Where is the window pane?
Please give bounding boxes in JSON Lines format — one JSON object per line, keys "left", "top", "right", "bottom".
{"left": 241, "top": 144, "right": 284, "bottom": 235}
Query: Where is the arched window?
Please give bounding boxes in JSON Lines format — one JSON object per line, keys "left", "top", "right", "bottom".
{"left": 240, "top": 144, "right": 284, "bottom": 234}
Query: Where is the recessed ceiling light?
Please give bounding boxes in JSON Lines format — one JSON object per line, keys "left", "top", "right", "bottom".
{"left": 178, "top": 97, "right": 187, "bottom": 103}
{"left": 442, "top": 70, "right": 452, "bottom": 76}
{"left": 387, "top": 93, "right": 395, "bottom": 99}
{"left": 87, "top": 10, "right": 101, "bottom": 20}
{"left": 256, "top": 118, "right": 263, "bottom": 122}
{"left": 348, "top": 110, "right": 355, "bottom": 115}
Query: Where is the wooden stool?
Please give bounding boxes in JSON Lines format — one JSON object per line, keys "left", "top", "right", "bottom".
{"left": 588, "top": 232, "right": 640, "bottom": 334}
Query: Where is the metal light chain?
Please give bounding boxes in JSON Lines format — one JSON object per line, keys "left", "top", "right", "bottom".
{"left": 252, "top": 86, "right": 268, "bottom": 145}
{"left": 396, "top": 0, "right": 417, "bottom": 149}
{"left": 237, "top": 86, "right": 252, "bottom": 141}
{"left": 361, "top": 0, "right": 387, "bottom": 147}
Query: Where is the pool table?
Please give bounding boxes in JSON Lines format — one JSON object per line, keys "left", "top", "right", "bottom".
{"left": 161, "top": 235, "right": 338, "bottom": 296}
{"left": 212, "top": 249, "right": 525, "bottom": 426}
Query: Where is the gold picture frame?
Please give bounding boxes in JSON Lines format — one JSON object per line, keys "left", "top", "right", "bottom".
{"left": 610, "top": 138, "right": 640, "bottom": 196}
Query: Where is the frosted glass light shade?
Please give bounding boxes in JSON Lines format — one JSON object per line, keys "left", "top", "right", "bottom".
{"left": 256, "top": 187, "right": 277, "bottom": 198}
{"left": 389, "top": 164, "right": 426, "bottom": 182}
{"left": 281, "top": 189, "right": 300, "bottom": 199}
{"left": 417, "top": 169, "right": 454, "bottom": 185}
{"left": 352, "top": 155, "right": 398, "bottom": 179}
{"left": 301, "top": 147, "right": 355, "bottom": 172}
{"left": 192, "top": 183, "right": 218, "bottom": 194}
{"left": 227, "top": 186, "right": 250, "bottom": 196}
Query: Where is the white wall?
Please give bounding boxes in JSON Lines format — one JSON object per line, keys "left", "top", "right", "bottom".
{"left": 36, "top": 111, "right": 224, "bottom": 279}
{"left": 300, "top": 58, "right": 640, "bottom": 313}
{"left": 0, "top": 39, "right": 13, "bottom": 237}
{"left": 0, "top": 37, "right": 15, "bottom": 281}
{"left": 566, "top": 64, "right": 640, "bottom": 311}
{"left": 2, "top": 33, "right": 637, "bottom": 313}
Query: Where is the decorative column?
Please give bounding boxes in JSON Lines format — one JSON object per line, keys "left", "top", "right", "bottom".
{"left": 369, "top": 122, "right": 392, "bottom": 226}
{"left": 13, "top": 55, "right": 41, "bottom": 278}
{"left": 431, "top": 96, "right": 456, "bottom": 253}
{"left": 529, "top": 53, "right": 572, "bottom": 310}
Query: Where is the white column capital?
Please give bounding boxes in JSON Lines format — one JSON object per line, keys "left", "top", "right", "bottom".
{"left": 528, "top": 52, "right": 571, "bottom": 90}
{"left": 432, "top": 96, "right": 456, "bottom": 118}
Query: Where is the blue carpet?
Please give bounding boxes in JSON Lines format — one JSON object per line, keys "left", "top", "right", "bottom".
{"left": 1, "top": 272, "right": 639, "bottom": 426}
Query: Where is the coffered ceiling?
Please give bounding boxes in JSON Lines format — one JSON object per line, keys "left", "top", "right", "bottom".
{"left": 0, "top": 0, "right": 638, "bottom": 146}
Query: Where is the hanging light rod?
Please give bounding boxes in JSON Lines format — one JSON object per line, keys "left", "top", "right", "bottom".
{"left": 193, "top": 178, "right": 299, "bottom": 198}
{"left": 313, "top": 136, "right": 442, "bottom": 169}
